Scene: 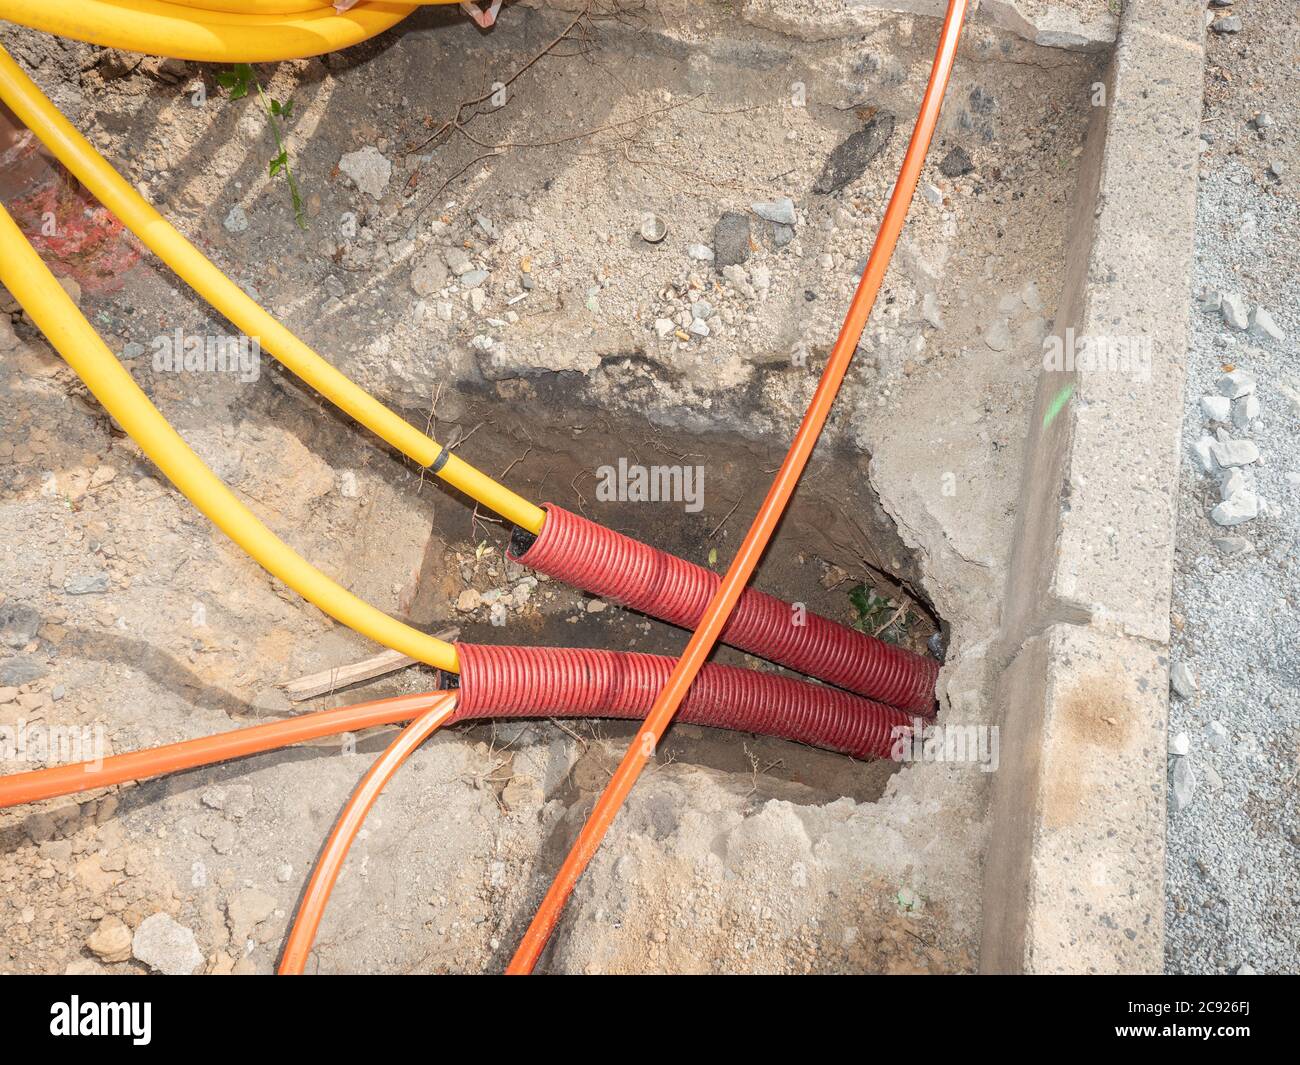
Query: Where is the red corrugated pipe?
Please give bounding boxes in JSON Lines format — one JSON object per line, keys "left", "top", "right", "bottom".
{"left": 510, "top": 505, "right": 938, "bottom": 715}
{"left": 449, "top": 643, "right": 912, "bottom": 760}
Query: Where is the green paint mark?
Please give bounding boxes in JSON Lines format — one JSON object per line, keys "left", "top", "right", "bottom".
{"left": 1042, "top": 383, "right": 1076, "bottom": 429}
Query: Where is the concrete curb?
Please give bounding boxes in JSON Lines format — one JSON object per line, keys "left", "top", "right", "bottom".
{"left": 980, "top": 0, "right": 1205, "bottom": 972}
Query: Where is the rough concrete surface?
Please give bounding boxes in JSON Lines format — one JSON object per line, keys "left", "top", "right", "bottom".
{"left": 982, "top": 0, "right": 1205, "bottom": 972}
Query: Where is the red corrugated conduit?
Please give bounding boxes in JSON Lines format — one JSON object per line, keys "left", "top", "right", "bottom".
{"left": 511, "top": 506, "right": 938, "bottom": 714}
{"left": 451, "top": 643, "right": 912, "bottom": 759}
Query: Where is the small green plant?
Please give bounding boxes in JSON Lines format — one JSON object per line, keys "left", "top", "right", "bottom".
{"left": 847, "top": 584, "right": 913, "bottom": 646}
{"left": 217, "top": 63, "right": 307, "bottom": 230}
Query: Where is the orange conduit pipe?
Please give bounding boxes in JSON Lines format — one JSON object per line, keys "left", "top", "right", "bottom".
{"left": 279, "top": 693, "right": 458, "bottom": 975}
{"left": 506, "top": 0, "right": 970, "bottom": 974}
{"left": 0, "top": 691, "right": 449, "bottom": 808}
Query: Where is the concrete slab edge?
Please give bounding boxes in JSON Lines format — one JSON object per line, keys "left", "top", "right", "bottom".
{"left": 979, "top": 0, "right": 1205, "bottom": 973}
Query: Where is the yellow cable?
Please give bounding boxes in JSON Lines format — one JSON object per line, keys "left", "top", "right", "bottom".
{"left": 0, "top": 44, "right": 545, "bottom": 535}
{"left": 166, "top": 1, "right": 453, "bottom": 13}
{"left": 0, "top": 0, "right": 421, "bottom": 62}
{"left": 0, "top": 204, "right": 460, "bottom": 673}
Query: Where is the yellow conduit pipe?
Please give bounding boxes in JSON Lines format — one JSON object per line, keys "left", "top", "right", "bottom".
{"left": 0, "top": 203, "right": 460, "bottom": 674}
{"left": 0, "top": 0, "right": 423, "bottom": 63}
{"left": 0, "top": 43, "right": 544, "bottom": 535}
{"left": 165, "top": 1, "right": 457, "bottom": 13}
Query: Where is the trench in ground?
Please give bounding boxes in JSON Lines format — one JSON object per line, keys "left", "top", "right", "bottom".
{"left": 0, "top": 5, "right": 1103, "bottom": 971}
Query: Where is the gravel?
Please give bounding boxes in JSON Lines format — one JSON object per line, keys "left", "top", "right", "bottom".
{"left": 711, "top": 210, "right": 751, "bottom": 269}
{"left": 1166, "top": 150, "right": 1300, "bottom": 975}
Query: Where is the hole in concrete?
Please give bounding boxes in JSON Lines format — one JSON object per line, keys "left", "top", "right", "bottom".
{"left": 411, "top": 395, "right": 941, "bottom": 806}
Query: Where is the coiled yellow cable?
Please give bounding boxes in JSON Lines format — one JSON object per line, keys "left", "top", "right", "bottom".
{"left": 0, "top": 0, "right": 425, "bottom": 62}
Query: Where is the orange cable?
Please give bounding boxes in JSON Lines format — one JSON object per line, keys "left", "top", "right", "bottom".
{"left": 279, "top": 693, "right": 457, "bottom": 974}
{"left": 505, "top": 0, "right": 970, "bottom": 974}
{"left": 0, "top": 691, "right": 447, "bottom": 808}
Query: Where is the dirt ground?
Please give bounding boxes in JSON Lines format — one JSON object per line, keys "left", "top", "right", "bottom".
{"left": 1, "top": 4, "right": 1103, "bottom": 973}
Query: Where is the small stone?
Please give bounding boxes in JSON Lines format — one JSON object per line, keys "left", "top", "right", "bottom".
{"left": 64, "top": 573, "right": 110, "bottom": 595}
{"left": 920, "top": 292, "right": 944, "bottom": 330}
{"left": 1212, "top": 534, "right": 1253, "bottom": 555}
{"left": 1251, "top": 112, "right": 1274, "bottom": 130}
{"left": 86, "top": 915, "right": 132, "bottom": 963}
{"left": 653, "top": 318, "right": 675, "bottom": 339}
{"left": 1211, "top": 489, "right": 1259, "bottom": 526}
{"left": 1208, "top": 721, "right": 1229, "bottom": 747}
{"left": 1236, "top": 963, "right": 1256, "bottom": 975}
{"left": 132, "top": 913, "right": 204, "bottom": 975}
{"left": 337, "top": 146, "right": 391, "bottom": 201}
{"left": 712, "top": 211, "right": 751, "bottom": 269}
{"left": 1169, "top": 732, "right": 1190, "bottom": 757}
{"left": 751, "top": 197, "right": 796, "bottom": 225}
{"left": 1211, "top": 14, "right": 1242, "bottom": 33}
{"left": 938, "top": 146, "right": 974, "bottom": 178}
{"left": 276, "top": 863, "right": 293, "bottom": 883}
{"left": 1219, "top": 466, "right": 1251, "bottom": 501}
{"left": 1211, "top": 438, "right": 1259, "bottom": 468}
{"left": 927, "top": 631, "right": 946, "bottom": 662}
{"left": 1200, "top": 395, "right": 1231, "bottom": 421}
{"left": 691, "top": 299, "right": 714, "bottom": 321}
{"left": 455, "top": 588, "right": 482, "bottom": 613}
{"left": 223, "top": 205, "right": 249, "bottom": 233}
{"left": 771, "top": 223, "right": 795, "bottom": 248}
{"left": 686, "top": 244, "right": 714, "bottom": 262}
{"left": 1232, "top": 394, "right": 1260, "bottom": 429}
{"left": 1195, "top": 287, "right": 1223, "bottom": 312}
{"left": 813, "top": 113, "right": 895, "bottom": 194}
{"left": 586, "top": 599, "right": 607, "bottom": 613}
{"left": 1170, "top": 757, "right": 1196, "bottom": 812}
{"left": 410, "top": 250, "right": 450, "bottom": 297}
{"left": 1267, "top": 160, "right": 1285, "bottom": 181}
{"left": 983, "top": 318, "right": 1011, "bottom": 352}
{"left": 1170, "top": 662, "right": 1197, "bottom": 699}
{"left": 1220, "top": 294, "right": 1250, "bottom": 330}
{"left": 688, "top": 318, "right": 710, "bottom": 338}
{"left": 0, "top": 602, "right": 42, "bottom": 650}
{"left": 0, "top": 657, "right": 46, "bottom": 686}
{"left": 1217, "top": 369, "right": 1256, "bottom": 399}
{"left": 444, "top": 247, "right": 473, "bottom": 276}
{"left": 1191, "top": 435, "right": 1217, "bottom": 473}
{"left": 1248, "top": 306, "right": 1284, "bottom": 342}
{"left": 459, "top": 269, "right": 489, "bottom": 289}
